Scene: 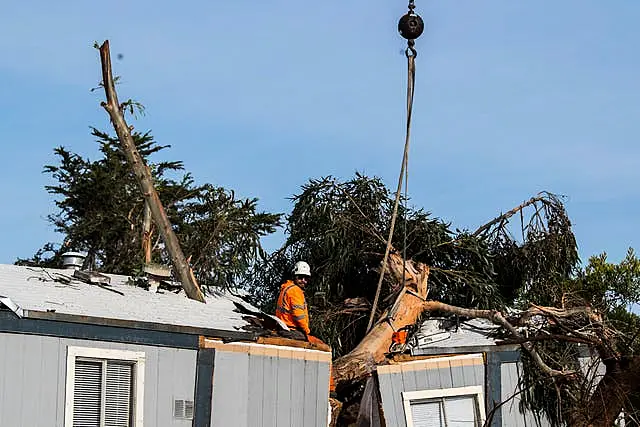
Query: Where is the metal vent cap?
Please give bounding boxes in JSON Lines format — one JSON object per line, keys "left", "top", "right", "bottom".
{"left": 61, "top": 252, "right": 86, "bottom": 270}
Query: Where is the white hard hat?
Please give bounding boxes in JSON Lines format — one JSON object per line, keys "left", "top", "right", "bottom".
{"left": 292, "top": 261, "right": 311, "bottom": 277}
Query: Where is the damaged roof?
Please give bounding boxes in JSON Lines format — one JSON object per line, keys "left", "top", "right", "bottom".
{"left": 408, "top": 317, "right": 518, "bottom": 356}
{"left": 0, "top": 263, "right": 269, "bottom": 339}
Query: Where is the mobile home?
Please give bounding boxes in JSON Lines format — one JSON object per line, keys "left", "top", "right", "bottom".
{"left": 0, "top": 263, "right": 330, "bottom": 427}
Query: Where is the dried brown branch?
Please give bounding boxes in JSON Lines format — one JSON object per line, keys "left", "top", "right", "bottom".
{"left": 571, "top": 355, "right": 640, "bottom": 427}
{"left": 516, "top": 304, "right": 602, "bottom": 323}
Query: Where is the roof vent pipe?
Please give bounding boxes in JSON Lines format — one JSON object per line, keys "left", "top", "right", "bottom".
{"left": 61, "top": 252, "right": 86, "bottom": 270}
{"left": 143, "top": 263, "right": 172, "bottom": 292}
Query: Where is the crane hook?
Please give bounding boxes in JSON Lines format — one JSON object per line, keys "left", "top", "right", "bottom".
{"left": 398, "top": 0, "right": 424, "bottom": 57}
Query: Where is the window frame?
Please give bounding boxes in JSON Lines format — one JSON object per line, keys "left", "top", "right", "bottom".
{"left": 402, "top": 385, "right": 486, "bottom": 427}
{"left": 64, "top": 346, "right": 146, "bottom": 427}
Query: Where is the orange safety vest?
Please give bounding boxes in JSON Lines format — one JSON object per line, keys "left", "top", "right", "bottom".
{"left": 275, "top": 280, "right": 310, "bottom": 335}
{"left": 276, "top": 282, "right": 336, "bottom": 392}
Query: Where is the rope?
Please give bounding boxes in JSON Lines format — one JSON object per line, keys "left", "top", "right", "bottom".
{"left": 366, "top": 48, "right": 417, "bottom": 332}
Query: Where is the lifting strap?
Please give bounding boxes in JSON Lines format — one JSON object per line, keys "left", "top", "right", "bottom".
{"left": 366, "top": 1, "right": 422, "bottom": 332}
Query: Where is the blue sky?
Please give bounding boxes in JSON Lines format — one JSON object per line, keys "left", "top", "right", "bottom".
{"left": 0, "top": 1, "right": 638, "bottom": 265}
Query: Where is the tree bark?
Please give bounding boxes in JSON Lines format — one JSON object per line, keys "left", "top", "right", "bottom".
{"left": 142, "top": 201, "right": 152, "bottom": 264}
{"left": 97, "top": 40, "right": 205, "bottom": 303}
{"left": 333, "top": 252, "right": 430, "bottom": 389}
{"left": 331, "top": 251, "right": 640, "bottom": 427}
{"left": 332, "top": 254, "right": 601, "bottom": 388}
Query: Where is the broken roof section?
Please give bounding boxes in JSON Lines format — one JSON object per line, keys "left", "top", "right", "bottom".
{"left": 0, "top": 263, "right": 274, "bottom": 340}
{"left": 407, "top": 317, "right": 517, "bottom": 356}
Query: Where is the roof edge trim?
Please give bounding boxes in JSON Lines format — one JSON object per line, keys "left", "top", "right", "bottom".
{"left": 410, "top": 344, "right": 520, "bottom": 356}
{"left": 24, "top": 309, "right": 256, "bottom": 341}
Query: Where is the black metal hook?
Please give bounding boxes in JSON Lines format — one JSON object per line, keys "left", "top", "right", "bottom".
{"left": 405, "top": 40, "right": 417, "bottom": 58}
{"left": 398, "top": 0, "right": 424, "bottom": 57}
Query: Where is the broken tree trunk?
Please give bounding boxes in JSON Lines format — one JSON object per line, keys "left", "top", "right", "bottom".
{"left": 330, "top": 236, "right": 627, "bottom": 427}
{"left": 97, "top": 40, "right": 205, "bottom": 303}
{"left": 333, "top": 252, "right": 430, "bottom": 389}
{"left": 332, "top": 251, "right": 592, "bottom": 388}
{"left": 142, "top": 201, "right": 152, "bottom": 264}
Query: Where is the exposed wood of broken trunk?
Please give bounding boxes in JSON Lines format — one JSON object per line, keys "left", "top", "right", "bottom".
{"left": 142, "top": 201, "right": 152, "bottom": 264}
{"left": 331, "top": 250, "right": 629, "bottom": 427}
{"left": 333, "top": 248, "right": 594, "bottom": 388}
{"left": 97, "top": 40, "right": 205, "bottom": 303}
{"left": 333, "top": 252, "right": 430, "bottom": 388}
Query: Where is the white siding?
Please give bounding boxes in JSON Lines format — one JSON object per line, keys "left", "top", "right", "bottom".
{"left": 211, "top": 346, "right": 331, "bottom": 427}
{"left": 0, "top": 332, "right": 197, "bottom": 427}
{"left": 378, "top": 354, "right": 486, "bottom": 427}
{"left": 500, "top": 361, "right": 550, "bottom": 427}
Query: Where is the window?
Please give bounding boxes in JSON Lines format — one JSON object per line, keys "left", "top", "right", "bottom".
{"left": 65, "top": 347, "right": 145, "bottom": 427}
{"left": 403, "top": 386, "right": 485, "bottom": 427}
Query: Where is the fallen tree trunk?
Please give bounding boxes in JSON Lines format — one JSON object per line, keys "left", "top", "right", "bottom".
{"left": 333, "top": 252, "right": 430, "bottom": 389}
{"left": 328, "top": 192, "right": 629, "bottom": 426}
{"left": 334, "top": 260, "right": 604, "bottom": 389}
{"left": 330, "top": 252, "right": 640, "bottom": 427}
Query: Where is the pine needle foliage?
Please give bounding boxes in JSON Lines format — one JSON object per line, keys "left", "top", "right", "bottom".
{"left": 249, "top": 174, "right": 504, "bottom": 355}
{"left": 18, "top": 128, "right": 281, "bottom": 290}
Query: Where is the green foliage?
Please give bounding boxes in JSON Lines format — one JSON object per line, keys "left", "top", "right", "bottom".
{"left": 26, "top": 125, "right": 639, "bottom": 424}
{"left": 18, "top": 128, "right": 281, "bottom": 290}
{"left": 176, "top": 185, "right": 281, "bottom": 288}
{"left": 249, "top": 174, "right": 510, "bottom": 355}
{"left": 248, "top": 181, "right": 592, "bottom": 426}
{"left": 574, "top": 249, "right": 640, "bottom": 312}
{"left": 517, "top": 250, "right": 640, "bottom": 426}
{"left": 517, "top": 345, "right": 586, "bottom": 427}
{"left": 480, "top": 193, "right": 579, "bottom": 308}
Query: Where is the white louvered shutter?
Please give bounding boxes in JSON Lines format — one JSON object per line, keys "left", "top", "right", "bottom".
{"left": 104, "top": 361, "right": 134, "bottom": 427}
{"left": 410, "top": 400, "right": 443, "bottom": 427}
{"left": 73, "top": 360, "right": 103, "bottom": 427}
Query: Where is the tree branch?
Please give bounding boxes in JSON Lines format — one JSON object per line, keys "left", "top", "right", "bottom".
{"left": 333, "top": 255, "right": 597, "bottom": 391}
{"left": 516, "top": 304, "right": 602, "bottom": 324}
{"left": 422, "top": 301, "right": 576, "bottom": 377}
{"left": 473, "top": 194, "right": 550, "bottom": 236}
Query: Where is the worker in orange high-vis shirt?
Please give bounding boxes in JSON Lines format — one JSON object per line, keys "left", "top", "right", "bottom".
{"left": 275, "top": 261, "right": 336, "bottom": 394}
{"left": 276, "top": 261, "right": 313, "bottom": 336}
